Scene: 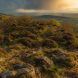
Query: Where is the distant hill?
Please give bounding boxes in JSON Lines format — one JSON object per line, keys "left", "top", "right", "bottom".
{"left": 0, "top": 13, "right": 12, "bottom": 16}
{"left": 34, "top": 15, "right": 78, "bottom": 25}
{"left": 0, "top": 13, "right": 3, "bottom": 15}
{"left": 34, "top": 15, "right": 78, "bottom": 32}
{"left": 0, "top": 13, "right": 7, "bottom": 15}
{"left": 59, "top": 13, "right": 78, "bottom": 18}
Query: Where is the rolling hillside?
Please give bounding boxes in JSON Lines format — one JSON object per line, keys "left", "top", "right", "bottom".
{"left": 0, "top": 16, "right": 77, "bottom": 78}
{"left": 34, "top": 15, "right": 78, "bottom": 24}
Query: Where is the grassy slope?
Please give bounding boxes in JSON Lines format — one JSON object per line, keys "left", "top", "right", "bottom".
{"left": 34, "top": 15, "right": 78, "bottom": 32}
{"left": 0, "top": 16, "right": 78, "bottom": 78}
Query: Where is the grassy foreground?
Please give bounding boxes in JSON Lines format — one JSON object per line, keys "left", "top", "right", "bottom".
{"left": 0, "top": 16, "right": 78, "bottom": 78}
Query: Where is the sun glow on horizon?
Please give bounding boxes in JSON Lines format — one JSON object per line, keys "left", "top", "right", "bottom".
{"left": 17, "top": 0, "right": 78, "bottom": 13}
{"left": 49, "top": 0, "right": 78, "bottom": 12}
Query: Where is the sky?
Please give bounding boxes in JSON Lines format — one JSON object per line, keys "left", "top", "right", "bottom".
{"left": 0, "top": 0, "right": 78, "bottom": 15}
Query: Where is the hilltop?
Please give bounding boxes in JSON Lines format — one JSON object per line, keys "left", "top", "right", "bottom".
{"left": 0, "top": 16, "right": 78, "bottom": 78}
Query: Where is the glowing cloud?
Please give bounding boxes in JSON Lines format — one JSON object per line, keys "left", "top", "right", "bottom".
{"left": 0, "top": 0, "right": 78, "bottom": 14}
{"left": 46, "top": 0, "right": 78, "bottom": 12}
{"left": 17, "top": 9, "right": 53, "bottom": 13}
{"left": 16, "top": 0, "right": 78, "bottom": 13}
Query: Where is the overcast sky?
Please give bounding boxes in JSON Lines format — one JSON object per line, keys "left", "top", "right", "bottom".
{"left": 0, "top": 0, "right": 78, "bottom": 15}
